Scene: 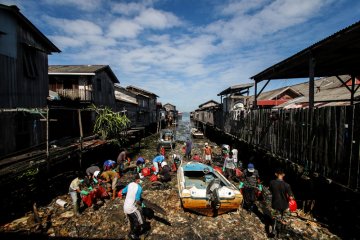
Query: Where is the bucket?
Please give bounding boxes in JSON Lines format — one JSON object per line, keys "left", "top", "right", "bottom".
{"left": 56, "top": 199, "right": 68, "bottom": 208}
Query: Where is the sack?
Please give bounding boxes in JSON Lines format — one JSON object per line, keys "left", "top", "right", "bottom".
{"left": 235, "top": 168, "right": 242, "bottom": 177}
{"left": 141, "top": 167, "right": 151, "bottom": 177}
{"left": 171, "top": 162, "right": 177, "bottom": 172}
{"left": 98, "top": 186, "right": 108, "bottom": 198}
{"left": 150, "top": 174, "right": 158, "bottom": 182}
{"left": 82, "top": 195, "right": 92, "bottom": 207}
{"left": 289, "top": 199, "right": 297, "bottom": 212}
{"left": 151, "top": 166, "right": 157, "bottom": 173}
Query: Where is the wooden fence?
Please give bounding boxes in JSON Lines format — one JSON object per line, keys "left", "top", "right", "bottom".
{"left": 217, "top": 106, "right": 360, "bottom": 190}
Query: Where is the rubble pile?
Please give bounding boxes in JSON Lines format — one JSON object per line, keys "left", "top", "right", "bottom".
{"left": 0, "top": 129, "right": 341, "bottom": 239}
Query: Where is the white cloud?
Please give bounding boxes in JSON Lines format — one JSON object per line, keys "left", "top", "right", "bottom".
{"left": 42, "top": 0, "right": 103, "bottom": 11}
{"left": 112, "top": 2, "right": 147, "bottom": 16}
{"left": 108, "top": 19, "right": 143, "bottom": 38}
{"left": 135, "top": 8, "right": 182, "bottom": 29}
{"left": 44, "top": 16, "right": 103, "bottom": 36}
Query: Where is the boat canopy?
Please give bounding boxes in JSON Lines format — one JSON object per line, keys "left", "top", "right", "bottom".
{"left": 183, "top": 162, "right": 214, "bottom": 172}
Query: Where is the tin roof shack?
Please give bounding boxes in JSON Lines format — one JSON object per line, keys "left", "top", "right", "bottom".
{"left": 194, "top": 100, "right": 221, "bottom": 126}
{"left": 0, "top": 4, "right": 60, "bottom": 157}
{"left": 126, "top": 86, "right": 158, "bottom": 130}
{"left": 274, "top": 75, "right": 360, "bottom": 109}
{"left": 163, "top": 103, "right": 177, "bottom": 118}
{"left": 248, "top": 86, "right": 303, "bottom": 109}
{"left": 48, "top": 65, "right": 118, "bottom": 109}
{"left": 0, "top": 4, "right": 60, "bottom": 108}
{"left": 47, "top": 65, "right": 118, "bottom": 140}
{"left": 114, "top": 84, "right": 137, "bottom": 127}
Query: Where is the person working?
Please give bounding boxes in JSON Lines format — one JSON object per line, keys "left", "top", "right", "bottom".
{"left": 185, "top": 138, "right": 192, "bottom": 159}
{"left": 117, "top": 149, "right": 127, "bottom": 173}
{"left": 152, "top": 154, "right": 165, "bottom": 175}
{"left": 121, "top": 174, "right": 147, "bottom": 240}
{"left": 103, "top": 159, "right": 116, "bottom": 171}
{"left": 100, "top": 170, "right": 119, "bottom": 200}
{"left": 241, "top": 163, "right": 260, "bottom": 211}
{"left": 203, "top": 142, "right": 212, "bottom": 165}
{"left": 86, "top": 165, "right": 100, "bottom": 181}
{"left": 268, "top": 168, "right": 294, "bottom": 236}
{"left": 69, "top": 175, "right": 86, "bottom": 215}
{"left": 136, "top": 156, "right": 146, "bottom": 173}
{"left": 158, "top": 161, "right": 171, "bottom": 182}
{"left": 223, "top": 151, "right": 236, "bottom": 180}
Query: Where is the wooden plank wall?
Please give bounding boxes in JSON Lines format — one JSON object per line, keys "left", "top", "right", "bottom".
{"left": 196, "top": 106, "right": 360, "bottom": 190}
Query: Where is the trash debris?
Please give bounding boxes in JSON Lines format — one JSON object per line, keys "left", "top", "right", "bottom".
{"left": 0, "top": 120, "right": 341, "bottom": 240}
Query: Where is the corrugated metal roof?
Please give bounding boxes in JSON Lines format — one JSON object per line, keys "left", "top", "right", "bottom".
{"left": 126, "top": 85, "right": 159, "bottom": 98}
{"left": 218, "top": 83, "right": 254, "bottom": 96}
{"left": 49, "top": 65, "right": 108, "bottom": 73}
{"left": 251, "top": 21, "right": 360, "bottom": 81}
{"left": 49, "top": 65, "right": 119, "bottom": 83}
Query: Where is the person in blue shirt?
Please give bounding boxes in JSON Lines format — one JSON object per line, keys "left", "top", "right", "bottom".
{"left": 121, "top": 174, "right": 145, "bottom": 240}
{"left": 152, "top": 154, "right": 165, "bottom": 174}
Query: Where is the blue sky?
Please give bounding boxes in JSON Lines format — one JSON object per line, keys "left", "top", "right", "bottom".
{"left": 3, "top": 0, "right": 360, "bottom": 111}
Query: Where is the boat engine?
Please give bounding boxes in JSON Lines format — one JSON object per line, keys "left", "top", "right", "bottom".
{"left": 206, "top": 178, "right": 221, "bottom": 209}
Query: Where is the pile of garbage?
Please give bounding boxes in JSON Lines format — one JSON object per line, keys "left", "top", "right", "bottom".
{"left": 0, "top": 133, "right": 341, "bottom": 239}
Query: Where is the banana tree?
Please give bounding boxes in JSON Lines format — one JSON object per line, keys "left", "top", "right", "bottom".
{"left": 90, "top": 105, "right": 131, "bottom": 145}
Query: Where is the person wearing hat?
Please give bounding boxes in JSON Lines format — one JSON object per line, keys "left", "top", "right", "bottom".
{"left": 121, "top": 174, "right": 147, "bottom": 240}
{"left": 158, "top": 161, "right": 171, "bottom": 182}
{"left": 223, "top": 151, "right": 236, "bottom": 180}
{"left": 241, "top": 163, "right": 260, "bottom": 211}
{"left": 203, "top": 142, "right": 212, "bottom": 165}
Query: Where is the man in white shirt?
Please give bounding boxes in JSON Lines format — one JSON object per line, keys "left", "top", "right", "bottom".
{"left": 231, "top": 148, "right": 238, "bottom": 166}
{"left": 121, "top": 175, "right": 145, "bottom": 240}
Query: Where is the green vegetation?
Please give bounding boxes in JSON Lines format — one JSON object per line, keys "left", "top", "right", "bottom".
{"left": 90, "top": 105, "right": 131, "bottom": 146}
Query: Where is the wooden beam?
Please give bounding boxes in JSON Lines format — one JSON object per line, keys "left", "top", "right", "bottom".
{"left": 335, "top": 75, "right": 352, "bottom": 92}
{"left": 254, "top": 80, "right": 258, "bottom": 108}
{"left": 256, "top": 79, "right": 270, "bottom": 98}
{"left": 350, "top": 75, "right": 355, "bottom": 105}
{"left": 309, "top": 55, "right": 315, "bottom": 109}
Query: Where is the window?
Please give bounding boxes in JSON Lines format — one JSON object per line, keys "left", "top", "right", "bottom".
{"left": 97, "top": 78, "right": 102, "bottom": 91}
{"left": 23, "top": 46, "right": 38, "bottom": 78}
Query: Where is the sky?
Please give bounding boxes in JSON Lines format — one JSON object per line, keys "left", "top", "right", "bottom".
{"left": 2, "top": 0, "right": 360, "bottom": 111}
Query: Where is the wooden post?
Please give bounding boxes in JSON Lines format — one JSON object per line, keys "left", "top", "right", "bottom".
{"left": 46, "top": 107, "right": 50, "bottom": 170}
{"left": 78, "top": 109, "right": 83, "bottom": 168}
{"left": 254, "top": 80, "right": 258, "bottom": 109}
{"left": 309, "top": 55, "right": 315, "bottom": 109}
{"left": 350, "top": 75, "right": 355, "bottom": 106}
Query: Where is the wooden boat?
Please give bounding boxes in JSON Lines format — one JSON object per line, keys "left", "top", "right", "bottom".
{"left": 159, "top": 129, "right": 175, "bottom": 149}
{"left": 177, "top": 161, "right": 242, "bottom": 216}
{"left": 191, "top": 128, "right": 204, "bottom": 138}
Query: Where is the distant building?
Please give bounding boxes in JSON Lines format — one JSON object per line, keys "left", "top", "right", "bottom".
{"left": 126, "top": 86, "right": 158, "bottom": 128}
{"left": 114, "top": 84, "right": 137, "bottom": 126}
{"left": 0, "top": 4, "right": 60, "bottom": 156}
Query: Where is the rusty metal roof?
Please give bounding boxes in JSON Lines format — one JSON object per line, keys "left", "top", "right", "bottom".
{"left": 48, "top": 65, "right": 119, "bottom": 83}
{"left": 251, "top": 21, "right": 360, "bottom": 81}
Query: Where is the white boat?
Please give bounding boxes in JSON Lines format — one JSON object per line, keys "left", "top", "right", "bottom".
{"left": 177, "top": 161, "right": 242, "bottom": 216}
{"left": 191, "top": 128, "right": 204, "bottom": 138}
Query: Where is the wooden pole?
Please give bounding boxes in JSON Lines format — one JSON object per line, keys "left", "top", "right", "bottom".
{"left": 46, "top": 107, "right": 50, "bottom": 170}
{"left": 78, "top": 109, "right": 83, "bottom": 168}
{"left": 309, "top": 55, "right": 315, "bottom": 109}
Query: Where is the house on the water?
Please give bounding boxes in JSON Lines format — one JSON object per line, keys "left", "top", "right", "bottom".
{"left": 0, "top": 4, "right": 60, "bottom": 157}
{"left": 114, "top": 84, "right": 137, "bottom": 126}
{"left": 48, "top": 65, "right": 119, "bottom": 139}
{"left": 126, "top": 86, "right": 159, "bottom": 130}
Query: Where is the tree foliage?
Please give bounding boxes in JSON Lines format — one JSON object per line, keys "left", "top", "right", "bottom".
{"left": 90, "top": 105, "right": 131, "bottom": 144}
